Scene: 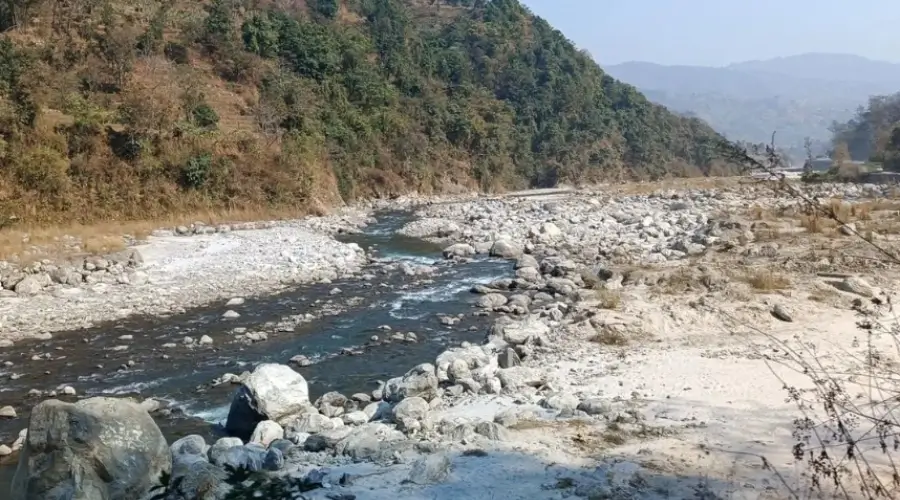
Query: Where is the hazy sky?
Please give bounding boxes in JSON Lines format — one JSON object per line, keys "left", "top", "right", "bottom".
{"left": 519, "top": 0, "right": 900, "bottom": 67}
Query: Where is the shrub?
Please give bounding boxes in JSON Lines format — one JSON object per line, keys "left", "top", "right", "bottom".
{"left": 242, "top": 14, "right": 280, "bottom": 58}
{"left": 163, "top": 42, "right": 189, "bottom": 65}
{"left": 190, "top": 103, "right": 219, "bottom": 129}
{"left": 740, "top": 269, "right": 791, "bottom": 291}
{"left": 181, "top": 153, "right": 212, "bottom": 189}
{"left": 14, "top": 145, "right": 71, "bottom": 198}
{"left": 314, "top": 0, "right": 340, "bottom": 19}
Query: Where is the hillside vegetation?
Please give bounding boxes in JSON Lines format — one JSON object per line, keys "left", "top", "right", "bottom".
{"left": 0, "top": 0, "right": 727, "bottom": 225}
{"left": 831, "top": 92, "right": 900, "bottom": 169}
{"left": 606, "top": 54, "right": 900, "bottom": 161}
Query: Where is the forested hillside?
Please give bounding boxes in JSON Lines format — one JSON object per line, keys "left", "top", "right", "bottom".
{"left": 0, "top": 0, "right": 727, "bottom": 224}
{"left": 831, "top": 92, "right": 900, "bottom": 170}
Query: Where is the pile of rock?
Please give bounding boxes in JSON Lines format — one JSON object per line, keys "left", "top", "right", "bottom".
{"left": 0, "top": 248, "right": 145, "bottom": 297}
{"left": 417, "top": 183, "right": 900, "bottom": 269}
{"left": 167, "top": 221, "right": 275, "bottom": 237}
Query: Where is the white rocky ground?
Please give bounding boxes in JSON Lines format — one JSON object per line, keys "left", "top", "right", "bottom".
{"left": 0, "top": 210, "right": 374, "bottom": 343}
{"left": 9, "top": 180, "right": 900, "bottom": 500}
{"left": 275, "top": 181, "right": 900, "bottom": 500}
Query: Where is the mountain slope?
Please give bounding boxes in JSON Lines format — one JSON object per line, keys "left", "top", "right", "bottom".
{"left": 606, "top": 54, "right": 900, "bottom": 158}
{"left": 729, "top": 53, "right": 900, "bottom": 85}
{"left": 0, "top": 0, "right": 728, "bottom": 225}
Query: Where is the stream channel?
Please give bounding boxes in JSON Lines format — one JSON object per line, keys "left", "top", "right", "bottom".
{"left": 0, "top": 211, "right": 512, "bottom": 487}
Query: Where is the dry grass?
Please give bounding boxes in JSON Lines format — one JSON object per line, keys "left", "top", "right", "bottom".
{"left": 799, "top": 214, "right": 828, "bottom": 234}
{"left": 738, "top": 268, "right": 792, "bottom": 291}
{"left": 752, "top": 227, "right": 782, "bottom": 241}
{"left": 595, "top": 289, "right": 622, "bottom": 310}
{"left": 579, "top": 269, "right": 604, "bottom": 290}
{"left": 746, "top": 198, "right": 900, "bottom": 241}
{"left": 609, "top": 176, "right": 745, "bottom": 197}
{"left": 826, "top": 198, "right": 852, "bottom": 224}
{"left": 590, "top": 326, "right": 629, "bottom": 346}
{"left": 0, "top": 205, "right": 314, "bottom": 262}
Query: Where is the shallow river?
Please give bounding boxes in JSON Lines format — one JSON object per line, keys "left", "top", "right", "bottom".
{"left": 0, "top": 212, "right": 511, "bottom": 487}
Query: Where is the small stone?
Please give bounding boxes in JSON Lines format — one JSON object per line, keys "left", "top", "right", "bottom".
{"left": 290, "top": 355, "right": 312, "bottom": 367}
{"left": 226, "top": 297, "right": 245, "bottom": 306}
{"left": 834, "top": 277, "right": 874, "bottom": 298}
{"left": 199, "top": 335, "right": 214, "bottom": 345}
{"left": 0, "top": 444, "right": 11, "bottom": 456}
{"left": 772, "top": 304, "right": 793, "bottom": 322}
{"left": 342, "top": 411, "right": 370, "bottom": 426}
{"left": 577, "top": 398, "right": 611, "bottom": 416}
{"left": 61, "top": 386, "right": 76, "bottom": 396}
{"left": 0, "top": 406, "right": 16, "bottom": 418}
{"left": 407, "top": 453, "right": 452, "bottom": 485}
{"left": 222, "top": 310, "right": 241, "bottom": 319}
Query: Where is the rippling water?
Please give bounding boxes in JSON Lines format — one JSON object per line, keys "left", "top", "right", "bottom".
{"left": 0, "top": 212, "right": 511, "bottom": 487}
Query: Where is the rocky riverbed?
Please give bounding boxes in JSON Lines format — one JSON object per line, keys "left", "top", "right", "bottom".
{"left": 0, "top": 211, "right": 374, "bottom": 343}
{"left": 6, "top": 180, "right": 900, "bottom": 499}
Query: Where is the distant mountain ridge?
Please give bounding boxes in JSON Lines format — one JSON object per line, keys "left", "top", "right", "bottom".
{"left": 605, "top": 54, "right": 900, "bottom": 158}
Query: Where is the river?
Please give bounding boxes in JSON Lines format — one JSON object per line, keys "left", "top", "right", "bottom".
{"left": 0, "top": 211, "right": 511, "bottom": 488}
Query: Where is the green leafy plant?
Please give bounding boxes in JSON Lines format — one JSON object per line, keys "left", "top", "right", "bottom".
{"left": 181, "top": 153, "right": 213, "bottom": 189}
{"left": 190, "top": 103, "right": 220, "bottom": 129}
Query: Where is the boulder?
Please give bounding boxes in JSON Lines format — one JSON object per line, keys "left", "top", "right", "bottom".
{"left": 435, "top": 346, "right": 492, "bottom": 384}
{"left": 208, "top": 437, "right": 243, "bottom": 466}
{"left": 476, "top": 293, "right": 508, "bottom": 309}
{"left": 383, "top": 363, "right": 439, "bottom": 403}
{"left": 225, "top": 364, "right": 310, "bottom": 440}
{"left": 284, "top": 412, "right": 336, "bottom": 437}
{"left": 342, "top": 411, "right": 370, "bottom": 426}
{"left": 397, "top": 218, "right": 460, "bottom": 239}
{"left": 167, "top": 457, "right": 228, "bottom": 500}
{"left": 249, "top": 420, "right": 284, "bottom": 447}
{"left": 10, "top": 397, "right": 171, "bottom": 500}
{"left": 214, "top": 445, "right": 267, "bottom": 472}
{"left": 494, "top": 318, "right": 549, "bottom": 346}
{"left": 314, "top": 392, "right": 348, "bottom": 418}
{"left": 442, "top": 243, "right": 476, "bottom": 259}
{"left": 514, "top": 254, "right": 540, "bottom": 270}
{"left": 334, "top": 423, "right": 405, "bottom": 461}
{"left": 407, "top": 453, "right": 452, "bottom": 485}
{"left": 515, "top": 267, "right": 542, "bottom": 283}
{"left": 497, "top": 366, "right": 546, "bottom": 390}
{"left": 474, "top": 421, "right": 509, "bottom": 441}
{"left": 170, "top": 435, "right": 208, "bottom": 460}
{"left": 13, "top": 275, "right": 44, "bottom": 296}
{"left": 835, "top": 276, "right": 874, "bottom": 298}
{"left": 490, "top": 240, "right": 522, "bottom": 259}
{"left": 392, "top": 397, "right": 430, "bottom": 423}
{"left": 577, "top": 398, "right": 611, "bottom": 416}
{"left": 541, "top": 392, "right": 580, "bottom": 412}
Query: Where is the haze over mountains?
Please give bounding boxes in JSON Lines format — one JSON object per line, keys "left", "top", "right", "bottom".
{"left": 605, "top": 53, "right": 900, "bottom": 159}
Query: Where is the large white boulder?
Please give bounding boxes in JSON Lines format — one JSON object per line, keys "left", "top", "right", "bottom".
{"left": 225, "top": 364, "right": 310, "bottom": 440}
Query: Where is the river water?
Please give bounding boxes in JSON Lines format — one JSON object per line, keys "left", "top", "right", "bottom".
{"left": 0, "top": 212, "right": 511, "bottom": 487}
